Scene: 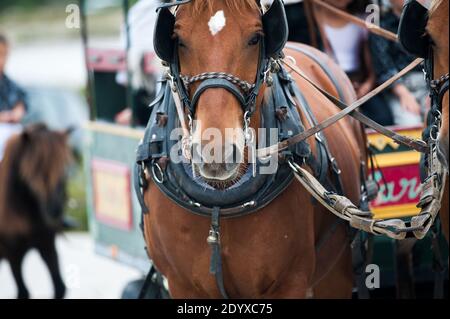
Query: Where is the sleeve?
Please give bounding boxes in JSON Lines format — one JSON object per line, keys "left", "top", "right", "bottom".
{"left": 9, "top": 79, "right": 27, "bottom": 110}
{"left": 368, "top": 34, "right": 402, "bottom": 85}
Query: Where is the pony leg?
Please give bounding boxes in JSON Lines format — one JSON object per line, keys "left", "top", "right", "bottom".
{"left": 37, "top": 234, "right": 66, "bottom": 299}
{"left": 9, "top": 249, "right": 29, "bottom": 299}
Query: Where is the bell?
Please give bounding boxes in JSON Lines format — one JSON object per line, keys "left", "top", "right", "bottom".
{"left": 207, "top": 230, "right": 218, "bottom": 245}
{"left": 265, "top": 75, "right": 274, "bottom": 87}
{"left": 270, "top": 61, "right": 280, "bottom": 73}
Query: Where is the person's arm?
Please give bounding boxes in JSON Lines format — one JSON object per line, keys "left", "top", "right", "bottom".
{"left": 0, "top": 101, "right": 26, "bottom": 123}
{"left": 114, "top": 107, "right": 133, "bottom": 126}
{"left": 368, "top": 32, "right": 421, "bottom": 115}
{"left": 392, "top": 83, "right": 421, "bottom": 115}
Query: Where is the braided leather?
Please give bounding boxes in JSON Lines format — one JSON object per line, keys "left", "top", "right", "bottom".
{"left": 181, "top": 72, "right": 256, "bottom": 93}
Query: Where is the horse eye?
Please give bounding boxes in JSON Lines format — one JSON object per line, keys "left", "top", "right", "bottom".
{"left": 178, "top": 40, "right": 187, "bottom": 48}
{"left": 248, "top": 34, "right": 260, "bottom": 46}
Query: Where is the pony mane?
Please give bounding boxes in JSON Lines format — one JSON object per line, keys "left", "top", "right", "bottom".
{"left": 0, "top": 124, "right": 72, "bottom": 234}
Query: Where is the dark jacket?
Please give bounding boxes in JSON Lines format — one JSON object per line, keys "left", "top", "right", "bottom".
{"left": 0, "top": 74, "right": 26, "bottom": 112}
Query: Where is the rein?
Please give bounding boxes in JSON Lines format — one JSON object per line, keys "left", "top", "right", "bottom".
{"left": 257, "top": 57, "right": 429, "bottom": 158}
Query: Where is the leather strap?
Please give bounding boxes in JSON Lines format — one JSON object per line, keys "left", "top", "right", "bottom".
{"left": 256, "top": 58, "right": 429, "bottom": 158}
{"left": 207, "top": 207, "right": 229, "bottom": 299}
{"left": 191, "top": 78, "right": 247, "bottom": 109}
{"left": 134, "top": 164, "right": 149, "bottom": 214}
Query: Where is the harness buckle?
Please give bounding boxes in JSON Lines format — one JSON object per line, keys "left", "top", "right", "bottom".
{"left": 242, "top": 201, "right": 256, "bottom": 208}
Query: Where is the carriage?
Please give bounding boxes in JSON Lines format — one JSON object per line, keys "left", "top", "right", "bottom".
{"left": 81, "top": 0, "right": 448, "bottom": 298}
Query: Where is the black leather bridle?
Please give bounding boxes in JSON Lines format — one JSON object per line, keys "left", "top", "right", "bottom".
{"left": 155, "top": 0, "right": 288, "bottom": 122}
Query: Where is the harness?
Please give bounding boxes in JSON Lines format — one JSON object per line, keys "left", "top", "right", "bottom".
{"left": 135, "top": 0, "right": 449, "bottom": 299}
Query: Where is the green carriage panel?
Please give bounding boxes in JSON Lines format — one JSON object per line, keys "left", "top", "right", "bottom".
{"left": 84, "top": 122, "right": 149, "bottom": 272}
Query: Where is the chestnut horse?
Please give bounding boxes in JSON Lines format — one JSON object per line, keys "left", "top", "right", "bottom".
{"left": 143, "top": 0, "right": 365, "bottom": 298}
{"left": 427, "top": 0, "right": 449, "bottom": 242}
{"left": 0, "top": 124, "right": 72, "bottom": 298}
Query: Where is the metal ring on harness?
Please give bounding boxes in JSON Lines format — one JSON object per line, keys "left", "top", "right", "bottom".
{"left": 152, "top": 162, "right": 165, "bottom": 184}
{"left": 430, "top": 124, "right": 440, "bottom": 142}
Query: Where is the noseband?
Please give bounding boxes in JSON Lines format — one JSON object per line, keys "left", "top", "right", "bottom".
{"left": 167, "top": 43, "right": 269, "bottom": 118}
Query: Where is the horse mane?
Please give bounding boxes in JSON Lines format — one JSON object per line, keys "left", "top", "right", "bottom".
{"left": 190, "top": 0, "right": 260, "bottom": 15}
{"left": 0, "top": 124, "right": 72, "bottom": 234}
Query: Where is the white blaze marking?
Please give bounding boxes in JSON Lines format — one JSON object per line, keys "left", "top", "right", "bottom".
{"left": 208, "top": 10, "right": 226, "bottom": 36}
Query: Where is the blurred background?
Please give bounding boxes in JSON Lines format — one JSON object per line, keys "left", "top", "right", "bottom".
{"left": 0, "top": 0, "right": 151, "bottom": 299}
{"left": 1, "top": 0, "right": 127, "bottom": 230}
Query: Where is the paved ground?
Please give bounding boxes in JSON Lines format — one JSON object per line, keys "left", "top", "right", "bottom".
{"left": 0, "top": 232, "right": 142, "bottom": 299}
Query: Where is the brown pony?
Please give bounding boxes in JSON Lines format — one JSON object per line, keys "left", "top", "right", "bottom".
{"left": 0, "top": 124, "right": 72, "bottom": 298}
{"left": 427, "top": 0, "right": 449, "bottom": 242}
{"left": 143, "top": 0, "right": 365, "bottom": 298}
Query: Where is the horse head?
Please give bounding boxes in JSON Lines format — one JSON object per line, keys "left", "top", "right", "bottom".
{"left": 158, "top": 0, "right": 287, "bottom": 188}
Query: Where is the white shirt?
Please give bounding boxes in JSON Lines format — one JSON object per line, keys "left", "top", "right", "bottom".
{"left": 0, "top": 124, "right": 22, "bottom": 161}
{"left": 324, "top": 23, "right": 368, "bottom": 73}
{"left": 117, "top": 0, "right": 163, "bottom": 89}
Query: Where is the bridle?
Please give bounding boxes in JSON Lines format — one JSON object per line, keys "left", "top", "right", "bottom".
{"left": 424, "top": 52, "right": 449, "bottom": 148}
{"left": 167, "top": 39, "right": 269, "bottom": 118}
{"left": 155, "top": 0, "right": 289, "bottom": 161}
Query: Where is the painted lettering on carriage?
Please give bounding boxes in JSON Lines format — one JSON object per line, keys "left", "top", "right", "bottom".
{"left": 372, "top": 170, "right": 421, "bottom": 206}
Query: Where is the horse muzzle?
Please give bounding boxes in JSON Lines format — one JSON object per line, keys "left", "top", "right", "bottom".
{"left": 192, "top": 143, "right": 243, "bottom": 183}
